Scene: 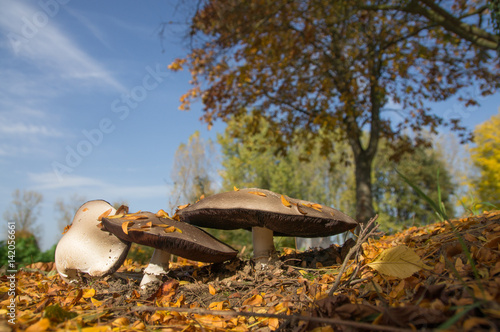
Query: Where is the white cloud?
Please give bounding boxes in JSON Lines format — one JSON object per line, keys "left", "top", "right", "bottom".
{"left": 0, "top": 122, "right": 63, "bottom": 137}
{"left": 0, "top": 1, "right": 127, "bottom": 93}
{"left": 28, "top": 172, "right": 168, "bottom": 200}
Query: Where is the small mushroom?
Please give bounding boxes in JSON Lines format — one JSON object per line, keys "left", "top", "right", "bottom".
{"left": 178, "top": 188, "right": 358, "bottom": 265}
{"left": 55, "top": 200, "right": 131, "bottom": 283}
{"left": 101, "top": 211, "right": 238, "bottom": 289}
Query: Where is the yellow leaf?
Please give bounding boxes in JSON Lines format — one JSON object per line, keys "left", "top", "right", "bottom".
{"left": 163, "top": 226, "right": 182, "bottom": 234}
{"left": 81, "top": 327, "right": 111, "bottom": 332}
{"left": 25, "top": 318, "right": 51, "bottom": 332}
{"left": 112, "top": 317, "right": 130, "bottom": 327}
{"left": 249, "top": 191, "right": 267, "bottom": 197}
{"left": 367, "top": 245, "right": 432, "bottom": 279}
{"left": 178, "top": 204, "right": 190, "bottom": 210}
{"left": 208, "top": 285, "right": 216, "bottom": 295}
{"left": 280, "top": 195, "right": 292, "bottom": 208}
{"left": 97, "top": 208, "right": 112, "bottom": 221}
{"left": 156, "top": 209, "right": 170, "bottom": 218}
{"left": 234, "top": 186, "right": 239, "bottom": 191}
{"left": 106, "top": 214, "right": 124, "bottom": 219}
{"left": 121, "top": 221, "right": 134, "bottom": 235}
{"left": 242, "top": 294, "right": 263, "bottom": 306}
{"left": 91, "top": 297, "right": 103, "bottom": 307}
{"left": 82, "top": 288, "right": 96, "bottom": 298}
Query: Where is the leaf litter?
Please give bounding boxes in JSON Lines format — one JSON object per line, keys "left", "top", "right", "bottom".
{"left": 1, "top": 211, "right": 500, "bottom": 331}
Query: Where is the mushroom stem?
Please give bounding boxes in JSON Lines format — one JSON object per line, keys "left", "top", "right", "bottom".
{"left": 140, "top": 249, "right": 171, "bottom": 289}
{"left": 252, "top": 226, "right": 275, "bottom": 265}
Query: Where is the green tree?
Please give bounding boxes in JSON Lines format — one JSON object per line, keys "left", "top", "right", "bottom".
{"left": 169, "top": 131, "right": 219, "bottom": 209}
{"left": 169, "top": 0, "right": 499, "bottom": 224}
{"left": 373, "top": 140, "right": 456, "bottom": 231}
{"left": 468, "top": 110, "right": 500, "bottom": 206}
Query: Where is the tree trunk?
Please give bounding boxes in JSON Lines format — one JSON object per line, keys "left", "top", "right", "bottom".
{"left": 353, "top": 150, "right": 375, "bottom": 224}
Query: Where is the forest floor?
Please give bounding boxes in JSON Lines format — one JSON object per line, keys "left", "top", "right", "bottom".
{"left": 1, "top": 211, "right": 500, "bottom": 331}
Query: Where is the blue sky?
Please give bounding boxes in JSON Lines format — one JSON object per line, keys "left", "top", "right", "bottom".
{"left": 1, "top": 1, "right": 499, "bottom": 250}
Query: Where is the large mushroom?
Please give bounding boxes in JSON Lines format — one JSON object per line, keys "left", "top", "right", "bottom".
{"left": 101, "top": 210, "right": 238, "bottom": 289}
{"left": 55, "top": 200, "right": 131, "bottom": 283}
{"left": 177, "top": 188, "right": 358, "bottom": 264}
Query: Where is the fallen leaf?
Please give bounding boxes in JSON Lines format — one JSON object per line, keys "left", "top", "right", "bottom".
{"left": 121, "top": 221, "right": 134, "bottom": 235}
{"left": 281, "top": 195, "right": 292, "bottom": 208}
{"left": 296, "top": 204, "right": 307, "bottom": 215}
{"left": 243, "top": 294, "right": 264, "bottom": 306}
{"left": 249, "top": 191, "right": 267, "bottom": 197}
{"left": 178, "top": 204, "right": 190, "bottom": 210}
{"left": 156, "top": 209, "right": 170, "bottom": 218}
{"left": 209, "top": 285, "right": 216, "bottom": 295}
{"left": 82, "top": 288, "right": 96, "bottom": 298}
{"left": 367, "top": 245, "right": 432, "bottom": 278}
{"left": 234, "top": 186, "right": 239, "bottom": 191}
{"left": 97, "top": 208, "right": 113, "bottom": 221}
{"left": 25, "top": 318, "right": 51, "bottom": 332}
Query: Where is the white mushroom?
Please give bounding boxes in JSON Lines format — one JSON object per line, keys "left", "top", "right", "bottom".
{"left": 55, "top": 200, "right": 131, "bottom": 283}
{"left": 140, "top": 249, "right": 171, "bottom": 289}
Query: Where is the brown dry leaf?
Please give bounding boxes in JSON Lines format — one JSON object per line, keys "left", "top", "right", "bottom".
{"left": 296, "top": 204, "right": 308, "bottom": 215}
{"left": 281, "top": 195, "right": 292, "bottom": 208}
{"left": 249, "top": 191, "right": 267, "bottom": 197}
{"left": 97, "top": 208, "right": 113, "bottom": 221}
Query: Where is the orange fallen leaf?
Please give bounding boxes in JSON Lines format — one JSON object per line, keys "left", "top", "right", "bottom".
{"left": 25, "top": 318, "right": 51, "bottom": 332}
{"left": 281, "top": 195, "right": 292, "bottom": 208}
{"left": 156, "top": 209, "right": 170, "bottom": 218}
{"left": 209, "top": 284, "right": 216, "bottom": 295}
{"left": 122, "top": 221, "right": 134, "bottom": 234}
{"left": 178, "top": 204, "right": 190, "bottom": 210}
{"left": 97, "top": 208, "right": 113, "bottom": 221}
{"left": 62, "top": 224, "right": 72, "bottom": 234}
{"left": 243, "top": 294, "right": 264, "bottom": 306}
{"left": 249, "top": 191, "right": 267, "bottom": 197}
{"left": 234, "top": 186, "right": 239, "bottom": 191}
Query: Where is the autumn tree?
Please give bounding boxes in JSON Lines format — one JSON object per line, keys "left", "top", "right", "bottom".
{"left": 169, "top": 131, "right": 219, "bottom": 209}
{"left": 54, "top": 194, "right": 87, "bottom": 233}
{"left": 169, "top": 0, "right": 499, "bottom": 223}
{"left": 469, "top": 110, "right": 500, "bottom": 206}
{"left": 3, "top": 189, "right": 43, "bottom": 239}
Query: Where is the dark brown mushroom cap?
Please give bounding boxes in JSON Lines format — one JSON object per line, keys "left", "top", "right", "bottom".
{"left": 101, "top": 212, "right": 237, "bottom": 263}
{"left": 178, "top": 188, "right": 358, "bottom": 237}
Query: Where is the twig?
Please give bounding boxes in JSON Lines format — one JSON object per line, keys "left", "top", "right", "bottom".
{"left": 130, "top": 305, "right": 413, "bottom": 332}
{"left": 328, "top": 215, "right": 379, "bottom": 296}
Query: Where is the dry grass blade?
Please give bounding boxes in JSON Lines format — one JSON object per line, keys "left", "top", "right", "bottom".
{"left": 328, "top": 215, "right": 379, "bottom": 296}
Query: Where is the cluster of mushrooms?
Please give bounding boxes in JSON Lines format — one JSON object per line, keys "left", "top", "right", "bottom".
{"left": 55, "top": 188, "right": 358, "bottom": 289}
